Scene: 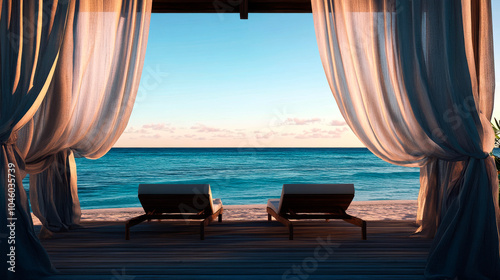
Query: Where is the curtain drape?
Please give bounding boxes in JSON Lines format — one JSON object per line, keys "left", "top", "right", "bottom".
{"left": 27, "top": 149, "right": 80, "bottom": 235}
{"left": 16, "top": 0, "right": 152, "bottom": 234}
{"left": 312, "top": 0, "right": 499, "bottom": 278}
{"left": 0, "top": 1, "right": 71, "bottom": 279}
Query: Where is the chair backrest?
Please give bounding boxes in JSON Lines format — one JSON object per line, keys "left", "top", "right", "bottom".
{"left": 138, "top": 184, "right": 214, "bottom": 215}
{"left": 278, "top": 184, "right": 355, "bottom": 215}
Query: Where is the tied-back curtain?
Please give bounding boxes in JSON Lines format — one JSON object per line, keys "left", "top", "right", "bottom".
{"left": 27, "top": 149, "right": 79, "bottom": 234}
{"left": 0, "top": 1, "right": 71, "bottom": 279}
{"left": 311, "top": 0, "right": 499, "bottom": 279}
{"left": 16, "top": 0, "right": 152, "bottom": 233}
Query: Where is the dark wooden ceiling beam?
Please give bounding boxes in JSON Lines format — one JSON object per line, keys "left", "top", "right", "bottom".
{"left": 240, "top": 0, "right": 249, "bottom": 19}
{"left": 151, "top": 0, "right": 312, "bottom": 13}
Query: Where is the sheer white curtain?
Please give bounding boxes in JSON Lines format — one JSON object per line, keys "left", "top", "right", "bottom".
{"left": 0, "top": 1, "right": 70, "bottom": 279}
{"left": 312, "top": 0, "right": 499, "bottom": 278}
{"left": 16, "top": 0, "right": 152, "bottom": 234}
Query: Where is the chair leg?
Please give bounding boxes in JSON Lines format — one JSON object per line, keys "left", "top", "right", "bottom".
{"left": 267, "top": 207, "right": 295, "bottom": 240}
{"left": 199, "top": 208, "right": 223, "bottom": 240}
{"left": 125, "top": 214, "right": 148, "bottom": 240}
{"left": 200, "top": 222, "right": 205, "bottom": 240}
{"left": 361, "top": 220, "right": 367, "bottom": 240}
{"left": 343, "top": 216, "right": 367, "bottom": 240}
{"left": 125, "top": 224, "right": 130, "bottom": 240}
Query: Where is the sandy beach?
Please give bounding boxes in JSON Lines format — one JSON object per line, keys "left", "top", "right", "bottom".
{"left": 31, "top": 200, "right": 418, "bottom": 225}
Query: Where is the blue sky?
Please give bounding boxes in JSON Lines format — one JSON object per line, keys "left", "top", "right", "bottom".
{"left": 115, "top": 5, "right": 500, "bottom": 147}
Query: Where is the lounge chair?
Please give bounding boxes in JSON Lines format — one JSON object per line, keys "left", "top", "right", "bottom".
{"left": 125, "top": 184, "right": 223, "bottom": 240}
{"left": 267, "top": 184, "right": 366, "bottom": 240}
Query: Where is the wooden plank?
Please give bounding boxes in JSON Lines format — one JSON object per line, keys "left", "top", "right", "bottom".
{"left": 39, "top": 220, "right": 431, "bottom": 279}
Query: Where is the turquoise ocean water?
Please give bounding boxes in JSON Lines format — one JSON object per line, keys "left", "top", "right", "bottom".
{"left": 24, "top": 148, "right": 429, "bottom": 209}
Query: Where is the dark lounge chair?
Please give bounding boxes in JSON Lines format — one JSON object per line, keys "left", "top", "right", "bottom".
{"left": 126, "top": 184, "right": 223, "bottom": 240}
{"left": 267, "top": 184, "right": 366, "bottom": 240}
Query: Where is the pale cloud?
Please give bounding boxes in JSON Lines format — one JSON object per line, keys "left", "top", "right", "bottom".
{"left": 140, "top": 133, "right": 161, "bottom": 139}
{"left": 191, "top": 123, "right": 228, "bottom": 133}
{"left": 124, "top": 126, "right": 152, "bottom": 135}
{"left": 183, "top": 134, "right": 206, "bottom": 141}
{"left": 124, "top": 126, "right": 138, "bottom": 133}
{"left": 121, "top": 119, "right": 352, "bottom": 146}
{"left": 330, "top": 120, "right": 347, "bottom": 126}
{"left": 255, "top": 131, "right": 276, "bottom": 139}
{"left": 125, "top": 124, "right": 174, "bottom": 136}
{"left": 214, "top": 132, "right": 246, "bottom": 138}
{"left": 142, "top": 123, "right": 175, "bottom": 133}
{"left": 285, "top": 117, "right": 322, "bottom": 125}
{"left": 191, "top": 124, "right": 247, "bottom": 139}
{"left": 295, "top": 127, "right": 348, "bottom": 139}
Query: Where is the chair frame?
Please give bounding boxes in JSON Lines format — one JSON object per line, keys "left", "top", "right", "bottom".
{"left": 126, "top": 193, "right": 223, "bottom": 240}
{"left": 267, "top": 193, "right": 366, "bottom": 240}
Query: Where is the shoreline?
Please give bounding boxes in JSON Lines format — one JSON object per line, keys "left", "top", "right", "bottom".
{"left": 31, "top": 200, "right": 418, "bottom": 225}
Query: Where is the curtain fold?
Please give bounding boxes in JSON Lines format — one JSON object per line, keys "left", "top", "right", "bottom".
{"left": 311, "top": 0, "right": 499, "bottom": 278}
{"left": 425, "top": 158, "right": 499, "bottom": 278}
{"left": 0, "top": 1, "right": 70, "bottom": 279}
{"left": 29, "top": 149, "right": 80, "bottom": 235}
{"left": 16, "top": 0, "right": 152, "bottom": 233}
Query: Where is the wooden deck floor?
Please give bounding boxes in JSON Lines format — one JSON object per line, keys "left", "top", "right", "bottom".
{"left": 39, "top": 220, "right": 431, "bottom": 279}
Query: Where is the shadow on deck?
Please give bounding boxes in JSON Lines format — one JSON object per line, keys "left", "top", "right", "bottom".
{"left": 40, "top": 220, "right": 431, "bottom": 279}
